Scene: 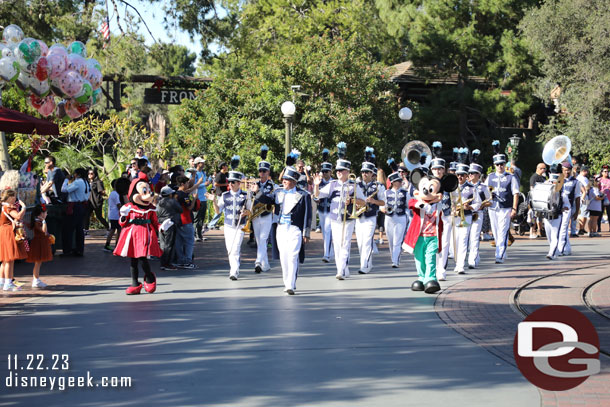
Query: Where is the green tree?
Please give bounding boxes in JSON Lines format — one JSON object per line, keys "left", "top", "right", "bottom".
{"left": 520, "top": 0, "right": 610, "bottom": 168}
{"left": 376, "top": 0, "right": 541, "bottom": 147}
{"left": 149, "top": 43, "right": 197, "bottom": 76}
{"left": 172, "top": 35, "right": 402, "bottom": 176}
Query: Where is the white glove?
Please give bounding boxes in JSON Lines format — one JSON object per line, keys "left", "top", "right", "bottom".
{"left": 424, "top": 203, "right": 434, "bottom": 214}
{"left": 160, "top": 219, "right": 174, "bottom": 232}
{"left": 119, "top": 206, "right": 131, "bottom": 217}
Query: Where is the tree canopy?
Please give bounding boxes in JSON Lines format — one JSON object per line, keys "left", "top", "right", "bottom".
{"left": 172, "top": 35, "right": 402, "bottom": 175}
{"left": 520, "top": 0, "right": 610, "bottom": 169}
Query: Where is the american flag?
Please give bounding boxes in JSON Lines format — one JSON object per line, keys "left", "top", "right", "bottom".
{"left": 100, "top": 17, "right": 110, "bottom": 47}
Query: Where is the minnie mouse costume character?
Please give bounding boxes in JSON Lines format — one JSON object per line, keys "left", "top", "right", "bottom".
{"left": 403, "top": 170, "right": 458, "bottom": 294}
{"left": 114, "top": 178, "right": 166, "bottom": 295}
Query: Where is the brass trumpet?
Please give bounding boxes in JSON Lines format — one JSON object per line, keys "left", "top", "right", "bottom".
{"left": 453, "top": 191, "right": 472, "bottom": 228}
{"left": 355, "top": 189, "right": 378, "bottom": 217}
{"left": 242, "top": 203, "right": 274, "bottom": 233}
{"left": 341, "top": 174, "right": 358, "bottom": 243}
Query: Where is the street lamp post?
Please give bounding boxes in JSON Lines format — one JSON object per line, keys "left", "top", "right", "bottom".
{"left": 281, "top": 101, "right": 296, "bottom": 159}
{"left": 398, "top": 107, "right": 413, "bottom": 142}
{"left": 509, "top": 133, "right": 521, "bottom": 148}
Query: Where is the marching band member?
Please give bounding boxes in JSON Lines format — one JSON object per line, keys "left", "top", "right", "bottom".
{"left": 543, "top": 169, "right": 564, "bottom": 260}
{"left": 356, "top": 147, "right": 386, "bottom": 274}
{"left": 266, "top": 153, "right": 312, "bottom": 295}
{"left": 484, "top": 141, "right": 519, "bottom": 264}
{"left": 210, "top": 156, "right": 250, "bottom": 280}
{"left": 313, "top": 142, "right": 365, "bottom": 280}
{"left": 467, "top": 150, "right": 491, "bottom": 269}
{"left": 558, "top": 161, "right": 581, "bottom": 256}
{"left": 383, "top": 158, "right": 408, "bottom": 268}
{"left": 316, "top": 149, "right": 334, "bottom": 263}
{"left": 252, "top": 145, "right": 276, "bottom": 273}
{"left": 429, "top": 142, "right": 452, "bottom": 280}
{"left": 452, "top": 152, "right": 482, "bottom": 274}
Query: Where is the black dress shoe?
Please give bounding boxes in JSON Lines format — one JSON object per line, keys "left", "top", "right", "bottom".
{"left": 424, "top": 280, "right": 441, "bottom": 294}
{"left": 322, "top": 258, "right": 329, "bottom": 263}
{"left": 411, "top": 280, "right": 425, "bottom": 291}
{"left": 286, "top": 289, "right": 295, "bottom": 295}
{"left": 392, "top": 264, "right": 399, "bottom": 268}
{"left": 254, "top": 265, "right": 262, "bottom": 274}
{"left": 358, "top": 270, "right": 366, "bottom": 274}
{"left": 229, "top": 275, "right": 238, "bottom": 281}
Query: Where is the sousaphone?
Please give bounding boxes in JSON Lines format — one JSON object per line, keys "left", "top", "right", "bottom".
{"left": 542, "top": 135, "right": 571, "bottom": 166}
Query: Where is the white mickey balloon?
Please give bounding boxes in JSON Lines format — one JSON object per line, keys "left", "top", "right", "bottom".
{"left": 2, "top": 24, "right": 25, "bottom": 46}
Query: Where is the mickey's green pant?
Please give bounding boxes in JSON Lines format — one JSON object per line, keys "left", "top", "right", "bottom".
{"left": 413, "top": 236, "right": 438, "bottom": 284}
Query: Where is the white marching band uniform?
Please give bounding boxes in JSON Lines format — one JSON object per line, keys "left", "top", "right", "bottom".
{"left": 217, "top": 186, "right": 248, "bottom": 279}
{"left": 436, "top": 191, "right": 453, "bottom": 278}
{"left": 558, "top": 174, "right": 581, "bottom": 256}
{"left": 384, "top": 186, "right": 409, "bottom": 267}
{"left": 452, "top": 177, "right": 482, "bottom": 273}
{"left": 318, "top": 179, "right": 365, "bottom": 279}
{"left": 356, "top": 180, "right": 386, "bottom": 273}
{"left": 252, "top": 179, "right": 275, "bottom": 272}
{"left": 274, "top": 180, "right": 312, "bottom": 293}
{"left": 468, "top": 180, "right": 490, "bottom": 268}
{"left": 484, "top": 167, "right": 519, "bottom": 263}
{"left": 316, "top": 176, "right": 334, "bottom": 262}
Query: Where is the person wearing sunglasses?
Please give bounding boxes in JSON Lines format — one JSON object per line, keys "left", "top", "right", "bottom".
{"left": 484, "top": 141, "right": 520, "bottom": 264}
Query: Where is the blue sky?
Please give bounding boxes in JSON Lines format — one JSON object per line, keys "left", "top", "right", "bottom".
{"left": 108, "top": 0, "right": 206, "bottom": 61}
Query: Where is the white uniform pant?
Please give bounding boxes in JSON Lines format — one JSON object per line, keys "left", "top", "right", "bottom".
{"left": 276, "top": 224, "right": 302, "bottom": 290}
{"left": 356, "top": 216, "right": 377, "bottom": 273}
{"left": 384, "top": 215, "right": 407, "bottom": 266}
{"left": 558, "top": 208, "right": 574, "bottom": 255}
{"left": 224, "top": 225, "right": 244, "bottom": 277}
{"left": 468, "top": 212, "right": 484, "bottom": 267}
{"left": 488, "top": 207, "right": 511, "bottom": 261}
{"left": 319, "top": 211, "right": 334, "bottom": 260}
{"left": 453, "top": 214, "right": 472, "bottom": 272}
{"left": 253, "top": 214, "right": 273, "bottom": 271}
{"left": 543, "top": 216, "right": 561, "bottom": 258}
{"left": 330, "top": 219, "right": 355, "bottom": 278}
{"left": 437, "top": 214, "right": 453, "bottom": 275}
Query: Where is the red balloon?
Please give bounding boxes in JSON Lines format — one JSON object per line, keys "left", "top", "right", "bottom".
{"left": 34, "top": 56, "right": 49, "bottom": 81}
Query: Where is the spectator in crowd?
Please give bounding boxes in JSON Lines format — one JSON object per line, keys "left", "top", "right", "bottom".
{"left": 40, "top": 156, "right": 65, "bottom": 204}
{"left": 598, "top": 165, "right": 610, "bottom": 231}
{"left": 192, "top": 157, "right": 210, "bottom": 242}
{"left": 508, "top": 158, "right": 522, "bottom": 185}
{"left": 174, "top": 176, "right": 197, "bottom": 269}
{"left": 295, "top": 159, "right": 312, "bottom": 190}
{"left": 135, "top": 146, "right": 149, "bottom": 166}
{"left": 61, "top": 168, "right": 90, "bottom": 257}
{"left": 103, "top": 179, "right": 123, "bottom": 252}
{"left": 529, "top": 163, "right": 547, "bottom": 238}
{"left": 85, "top": 168, "right": 109, "bottom": 233}
{"left": 127, "top": 158, "right": 138, "bottom": 179}
{"left": 157, "top": 186, "right": 182, "bottom": 270}
{"left": 208, "top": 162, "right": 228, "bottom": 229}
{"left": 576, "top": 166, "right": 590, "bottom": 235}
{"left": 586, "top": 177, "right": 604, "bottom": 237}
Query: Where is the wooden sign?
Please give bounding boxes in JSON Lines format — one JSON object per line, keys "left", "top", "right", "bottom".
{"left": 144, "top": 88, "right": 198, "bottom": 104}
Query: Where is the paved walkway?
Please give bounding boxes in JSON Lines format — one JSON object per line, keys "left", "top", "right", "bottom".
{"left": 0, "top": 228, "right": 607, "bottom": 406}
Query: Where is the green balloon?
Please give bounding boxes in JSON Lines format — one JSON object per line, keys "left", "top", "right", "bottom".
{"left": 69, "top": 41, "right": 87, "bottom": 58}
{"left": 75, "top": 82, "right": 92, "bottom": 104}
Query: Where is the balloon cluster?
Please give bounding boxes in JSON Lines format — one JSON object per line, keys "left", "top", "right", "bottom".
{"left": 0, "top": 24, "right": 103, "bottom": 119}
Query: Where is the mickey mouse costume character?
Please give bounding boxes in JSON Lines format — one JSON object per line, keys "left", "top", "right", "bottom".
{"left": 114, "top": 178, "right": 168, "bottom": 295}
{"left": 403, "top": 169, "right": 458, "bottom": 294}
